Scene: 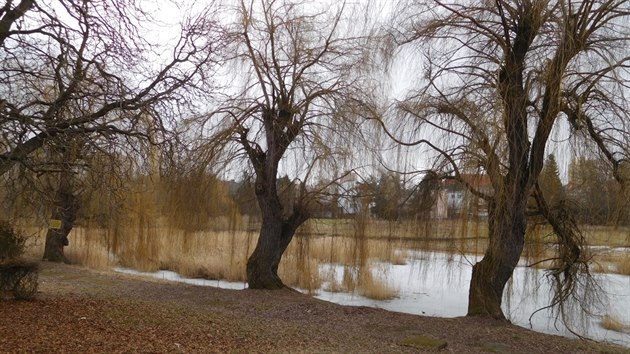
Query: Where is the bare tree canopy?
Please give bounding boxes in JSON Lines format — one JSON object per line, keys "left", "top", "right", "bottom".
{"left": 394, "top": 0, "right": 630, "bottom": 320}
{"left": 204, "top": 0, "right": 378, "bottom": 289}
{"left": 1, "top": 0, "right": 225, "bottom": 263}
{"left": 0, "top": 0, "right": 222, "bottom": 177}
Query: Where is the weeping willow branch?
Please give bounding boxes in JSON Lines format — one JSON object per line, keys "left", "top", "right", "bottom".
{"left": 529, "top": 183, "right": 602, "bottom": 339}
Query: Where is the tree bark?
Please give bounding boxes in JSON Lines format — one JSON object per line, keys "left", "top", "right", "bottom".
{"left": 467, "top": 192, "right": 527, "bottom": 319}
{"left": 241, "top": 100, "right": 309, "bottom": 289}
{"left": 466, "top": 5, "right": 535, "bottom": 318}
{"left": 246, "top": 163, "right": 306, "bottom": 289}
{"left": 0, "top": 0, "right": 35, "bottom": 46}
{"left": 246, "top": 214, "right": 299, "bottom": 289}
{"left": 43, "top": 172, "right": 78, "bottom": 263}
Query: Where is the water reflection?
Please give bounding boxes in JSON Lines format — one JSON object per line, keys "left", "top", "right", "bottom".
{"left": 318, "top": 251, "right": 629, "bottom": 346}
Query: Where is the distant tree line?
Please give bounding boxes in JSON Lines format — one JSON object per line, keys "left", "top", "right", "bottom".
{"left": 536, "top": 154, "right": 630, "bottom": 226}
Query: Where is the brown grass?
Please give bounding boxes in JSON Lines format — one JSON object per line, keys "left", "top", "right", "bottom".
{"left": 25, "top": 221, "right": 326, "bottom": 291}
{"left": 581, "top": 226, "right": 630, "bottom": 247}
{"left": 357, "top": 271, "right": 399, "bottom": 300}
{"left": 590, "top": 251, "right": 630, "bottom": 276}
{"left": 601, "top": 314, "right": 627, "bottom": 333}
{"left": 303, "top": 218, "right": 489, "bottom": 242}
{"left": 390, "top": 249, "right": 408, "bottom": 265}
{"left": 527, "top": 248, "right": 630, "bottom": 276}
{"left": 321, "top": 265, "right": 398, "bottom": 300}
{"left": 589, "top": 261, "right": 609, "bottom": 274}
{"left": 323, "top": 266, "right": 358, "bottom": 293}
{"left": 21, "top": 213, "right": 630, "bottom": 296}
{"left": 64, "top": 228, "right": 113, "bottom": 270}
{"left": 615, "top": 257, "right": 630, "bottom": 275}
{"left": 529, "top": 224, "right": 630, "bottom": 248}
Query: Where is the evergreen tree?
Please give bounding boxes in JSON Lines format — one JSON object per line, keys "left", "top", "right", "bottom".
{"left": 538, "top": 154, "right": 565, "bottom": 209}
{"left": 372, "top": 172, "right": 402, "bottom": 221}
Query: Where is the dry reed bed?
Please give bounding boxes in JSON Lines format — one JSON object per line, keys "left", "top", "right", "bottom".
{"left": 21, "top": 218, "right": 630, "bottom": 302}
{"left": 24, "top": 222, "right": 410, "bottom": 298}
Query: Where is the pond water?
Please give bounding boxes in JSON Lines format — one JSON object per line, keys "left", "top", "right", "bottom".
{"left": 115, "top": 249, "right": 630, "bottom": 347}
{"left": 317, "top": 251, "right": 630, "bottom": 347}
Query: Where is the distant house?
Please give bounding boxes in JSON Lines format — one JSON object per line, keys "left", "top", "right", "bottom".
{"left": 312, "top": 171, "right": 364, "bottom": 218}
{"left": 446, "top": 187, "right": 464, "bottom": 210}
{"left": 442, "top": 174, "right": 493, "bottom": 218}
{"left": 336, "top": 172, "right": 360, "bottom": 215}
{"left": 430, "top": 189, "right": 449, "bottom": 219}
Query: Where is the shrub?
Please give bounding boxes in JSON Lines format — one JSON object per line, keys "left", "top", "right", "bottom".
{"left": 0, "top": 221, "right": 38, "bottom": 300}
{"left": 0, "top": 221, "right": 26, "bottom": 261}
{"left": 0, "top": 259, "right": 39, "bottom": 300}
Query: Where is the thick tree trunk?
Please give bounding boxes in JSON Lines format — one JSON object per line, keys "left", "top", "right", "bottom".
{"left": 43, "top": 175, "right": 78, "bottom": 263}
{"left": 246, "top": 174, "right": 306, "bottom": 289}
{"left": 468, "top": 26, "right": 531, "bottom": 318}
{"left": 246, "top": 214, "right": 297, "bottom": 289}
{"left": 467, "top": 194, "right": 527, "bottom": 319}
{"left": 242, "top": 104, "right": 307, "bottom": 289}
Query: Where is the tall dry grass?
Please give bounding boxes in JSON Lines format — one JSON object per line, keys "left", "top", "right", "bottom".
{"left": 23, "top": 213, "right": 421, "bottom": 297}
{"left": 321, "top": 264, "right": 398, "bottom": 300}
{"left": 23, "top": 213, "right": 630, "bottom": 297}
{"left": 581, "top": 225, "right": 630, "bottom": 247}
{"left": 64, "top": 227, "right": 115, "bottom": 269}
{"left": 525, "top": 224, "right": 630, "bottom": 248}
{"left": 600, "top": 314, "right": 627, "bottom": 333}
{"left": 590, "top": 252, "right": 630, "bottom": 276}
{"left": 17, "top": 168, "right": 628, "bottom": 300}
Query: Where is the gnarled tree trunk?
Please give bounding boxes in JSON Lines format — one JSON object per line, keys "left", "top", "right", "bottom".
{"left": 468, "top": 187, "right": 527, "bottom": 318}
{"left": 246, "top": 171, "right": 306, "bottom": 289}
{"left": 246, "top": 214, "right": 302, "bottom": 289}
{"left": 43, "top": 171, "right": 78, "bottom": 263}
{"left": 466, "top": 3, "right": 535, "bottom": 318}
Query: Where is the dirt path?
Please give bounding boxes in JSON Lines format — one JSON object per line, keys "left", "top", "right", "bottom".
{"left": 0, "top": 262, "right": 627, "bottom": 353}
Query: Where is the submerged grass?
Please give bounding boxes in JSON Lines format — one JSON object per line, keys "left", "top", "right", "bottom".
{"left": 320, "top": 263, "right": 398, "bottom": 300}
{"left": 357, "top": 274, "right": 399, "bottom": 300}
{"left": 601, "top": 314, "right": 627, "bottom": 333}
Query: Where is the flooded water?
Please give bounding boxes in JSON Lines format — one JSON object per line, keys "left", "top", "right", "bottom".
{"left": 115, "top": 267, "right": 247, "bottom": 290}
{"left": 317, "top": 251, "right": 630, "bottom": 347}
{"left": 116, "top": 249, "right": 630, "bottom": 347}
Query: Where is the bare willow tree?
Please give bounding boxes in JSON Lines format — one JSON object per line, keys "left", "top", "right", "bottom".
{"left": 206, "top": 0, "right": 377, "bottom": 289}
{"left": 0, "top": 0, "right": 223, "bottom": 261}
{"left": 393, "top": 0, "right": 630, "bottom": 319}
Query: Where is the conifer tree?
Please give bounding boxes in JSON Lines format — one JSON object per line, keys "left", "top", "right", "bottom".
{"left": 538, "top": 154, "right": 565, "bottom": 209}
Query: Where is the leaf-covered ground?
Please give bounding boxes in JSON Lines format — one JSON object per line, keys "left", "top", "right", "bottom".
{"left": 0, "top": 262, "right": 627, "bottom": 353}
